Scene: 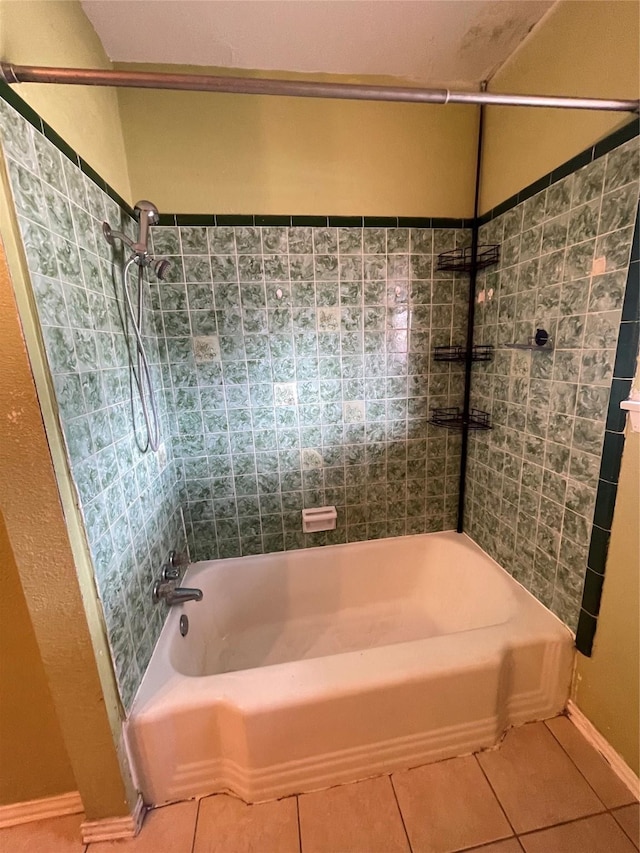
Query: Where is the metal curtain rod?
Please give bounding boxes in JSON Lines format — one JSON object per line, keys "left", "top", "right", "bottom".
{"left": 1, "top": 63, "right": 638, "bottom": 112}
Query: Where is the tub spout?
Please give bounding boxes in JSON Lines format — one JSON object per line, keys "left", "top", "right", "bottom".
{"left": 165, "top": 586, "right": 203, "bottom": 605}
{"left": 152, "top": 580, "right": 203, "bottom": 606}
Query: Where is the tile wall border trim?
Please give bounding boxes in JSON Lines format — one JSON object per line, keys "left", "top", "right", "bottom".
{"left": 3, "top": 79, "right": 635, "bottom": 233}
{"left": 575, "top": 201, "right": 640, "bottom": 656}
{"left": 478, "top": 118, "right": 639, "bottom": 226}
{"left": 0, "top": 82, "right": 473, "bottom": 229}
{"left": 166, "top": 214, "right": 474, "bottom": 228}
{"left": 0, "top": 82, "right": 135, "bottom": 218}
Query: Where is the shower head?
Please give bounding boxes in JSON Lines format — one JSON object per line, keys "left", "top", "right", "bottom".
{"left": 151, "top": 257, "right": 171, "bottom": 281}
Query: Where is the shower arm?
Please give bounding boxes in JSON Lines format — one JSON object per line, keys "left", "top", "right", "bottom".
{"left": 1, "top": 63, "right": 638, "bottom": 112}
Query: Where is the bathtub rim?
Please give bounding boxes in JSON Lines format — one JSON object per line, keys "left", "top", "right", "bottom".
{"left": 128, "top": 531, "right": 574, "bottom": 717}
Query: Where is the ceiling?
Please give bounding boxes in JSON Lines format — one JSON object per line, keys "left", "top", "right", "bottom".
{"left": 81, "top": 0, "right": 555, "bottom": 87}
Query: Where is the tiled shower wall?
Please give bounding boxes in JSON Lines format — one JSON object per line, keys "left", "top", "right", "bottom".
{"left": 5, "top": 76, "right": 634, "bottom": 711}
{"left": 466, "top": 136, "right": 639, "bottom": 630}
{"left": 0, "top": 100, "right": 186, "bottom": 709}
{"left": 149, "top": 224, "right": 471, "bottom": 559}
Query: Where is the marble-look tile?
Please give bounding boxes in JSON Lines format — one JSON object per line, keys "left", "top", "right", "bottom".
{"left": 468, "top": 143, "right": 637, "bottom": 628}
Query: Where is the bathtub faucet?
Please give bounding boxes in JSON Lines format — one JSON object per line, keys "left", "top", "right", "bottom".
{"left": 152, "top": 562, "right": 203, "bottom": 606}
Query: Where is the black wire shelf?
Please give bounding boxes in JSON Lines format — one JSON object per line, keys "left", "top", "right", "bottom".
{"left": 433, "top": 344, "right": 494, "bottom": 363}
{"left": 429, "top": 407, "right": 492, "bottom": 431}
{"left": 436, "top": 244, "right": 500, "bottom": 272}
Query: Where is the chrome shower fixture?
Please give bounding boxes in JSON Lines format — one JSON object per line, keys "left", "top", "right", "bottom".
{"left": 103, "top": 198, "right": 168, "bottom": 454}
{"left": 102, "top": 199, "right": 171, "bottom": 280}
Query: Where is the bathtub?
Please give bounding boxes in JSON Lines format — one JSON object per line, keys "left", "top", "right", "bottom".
{"left": 126, "top": 532, "right": 574, "bottom": 805}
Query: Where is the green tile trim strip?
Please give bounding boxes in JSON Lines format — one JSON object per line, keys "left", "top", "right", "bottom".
{"left": 0, "top": 81, "right": 474, "bottom": 228}
{"left": 478, "top": 118, "right": 640, "bottom": 226}
{"left": 576, "top": 201, "right": 640, "bottom": 657}
{"left": 0, "top": 80, "right": 135, "bottom": 217}
{"left": 1, "top": 78, "right": 635, "bottom": 232}
{"left": 155, "top": 214, "right": 475, "bottom": 228}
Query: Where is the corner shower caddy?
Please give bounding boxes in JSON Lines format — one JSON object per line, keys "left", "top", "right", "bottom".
{"left": 429, "top": 407, "right": 492, "bottom": 431}
{"left": 429, "top": 244, "right": 500, "bottom": 431}
{"left": 436, "top": 244, "right": 500, "bottom": 272}
{"left": 433, "top": 344, "right": 494, "bottom": 363}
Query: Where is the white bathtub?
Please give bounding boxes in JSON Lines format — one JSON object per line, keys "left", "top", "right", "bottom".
{"left": 126, "top": 532, "right": 574, "bottom": 805}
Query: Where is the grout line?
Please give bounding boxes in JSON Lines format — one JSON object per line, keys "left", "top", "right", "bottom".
{"left": 388, "top": 774, "right": 413, "bottom": 853}
{"left": 295, "top": 795, "right": 303, "bottom": 853}
{"left": 190, "top": 796, "right": 202, "bottom": 853}
{"left": 610, "top": 804, "right": 640, "bottom": 849}
{"left": 514, "top": 808, "right": 610, "bottom": 839}
{"left": 473, "top": 753, "right": 518, "bottom": 838}
{"left": 543, "top": 717, "right": 614, "bottom": 809}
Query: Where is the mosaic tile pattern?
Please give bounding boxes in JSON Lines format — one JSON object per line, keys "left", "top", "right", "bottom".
{"left": 466, "top": 137, "right": 640, "bottom": 631}
{"left": 149, "top": 224, "right": 472, "bottom": 559}
{"left": 0, "top": 100, "right": 186, "bottom": 710}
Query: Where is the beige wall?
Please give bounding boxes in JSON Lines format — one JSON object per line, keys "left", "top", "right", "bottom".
{"left": 0, "top": 0, "right": 131, "bottom": 200}
{"left": 480, "top": 0, "right": 640, "bottom": 213}
{"left": 573, "top": 421, "right": 640, "bottom": 775}
{"left": 116, "top": 65, "right": 478, "bottom": 217}
{"left": 0, "top": 512, "right": 76, "bottom": 805}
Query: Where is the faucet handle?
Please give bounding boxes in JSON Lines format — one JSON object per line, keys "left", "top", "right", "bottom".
{"left": 169, "top": 550, "right": 188, "bottom": 569}
{"left": 161, "top": 564, "right": 180, "bottom": 581}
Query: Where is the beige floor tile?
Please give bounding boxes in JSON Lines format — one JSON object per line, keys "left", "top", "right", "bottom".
{"left": 194, "top": 793, "right": 299, "bottom": 853}
{"left": 519, "top": 813, "right": 637, "bottom": 853}
{"left": 298, "top": 776, "right": 409, "bottom": 853}
{"left": 0, "top": 813, "right": 85, "bottom": 852}
{"left": 88, "top": 800, "right": 197, "bottom": 852}
{"left": 476, "top": 722, "right": 605, "bottom": 833}
{"left": 545, "top": 716, "right": 637, "bottom": 809}
{"left": 613, "top": 803, "right": 640, "bottom": 848}
{"left": 465, "top": 840, "right": 523, "bottom": 853}
{"left": 392, "top": 755, "right": 512, "bottom": 853}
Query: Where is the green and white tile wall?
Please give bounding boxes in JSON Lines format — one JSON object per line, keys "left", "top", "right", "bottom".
{"left": 149, "top": 223, "right": 471, "bottom": 560}
{"left": 467, "top": 136, "right": 639, "bottom": 631}
{"left": 4, "top": 77, "right": 635, "bottom": 709}
{"left": 0, "top": 99, "right": 186, "bottom": 710}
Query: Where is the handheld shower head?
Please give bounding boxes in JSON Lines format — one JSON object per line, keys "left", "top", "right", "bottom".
{"left": 151, "top": 257, "right": 171, "bottom": 281}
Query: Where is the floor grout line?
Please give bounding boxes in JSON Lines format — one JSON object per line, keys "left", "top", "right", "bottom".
{"left": 610, "top": 802, "right": 640, "bottom": 850}
{"left": 514, "top": 807, "right": 612, "bottom": 838}
{"left": 543, "top": 715, "right": 626, "bottom": 810}
{"left": 189, "top": 796, "right": 202, "bottom": 853}
{"left": 473, "top": 752, "right": 518, "bottom": 838}
{"left": 295, "top": 794, "right": 302, "bottom": 853}
{"left": 388, "top": 774, "right": 413, "bottom": 853}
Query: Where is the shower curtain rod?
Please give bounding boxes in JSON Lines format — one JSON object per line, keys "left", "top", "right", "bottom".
{"left": 1, "top": 63, "right": 638, "bottom": 112}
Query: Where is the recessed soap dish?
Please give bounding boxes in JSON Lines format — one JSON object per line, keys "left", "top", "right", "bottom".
{"left": 302, "top": 506, "right": 337, "bottom": 533}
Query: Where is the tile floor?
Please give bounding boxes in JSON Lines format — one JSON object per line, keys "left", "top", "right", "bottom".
{"left": 1, "top": 718, "right": 637, "bottom": 853}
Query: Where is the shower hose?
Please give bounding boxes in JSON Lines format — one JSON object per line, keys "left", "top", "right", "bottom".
{"left": 122, "top": 257, "right": 160, "bottom": 453}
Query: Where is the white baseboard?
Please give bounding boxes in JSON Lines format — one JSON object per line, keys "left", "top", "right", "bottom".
{"left": 566, "top": 700, "right": 640, "bottom": 800}
{"left": 0, "top": 791, "right": 83, "bottom": 829}
{"left": 80, "top": 795, "right": 145, "bottom": 843}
